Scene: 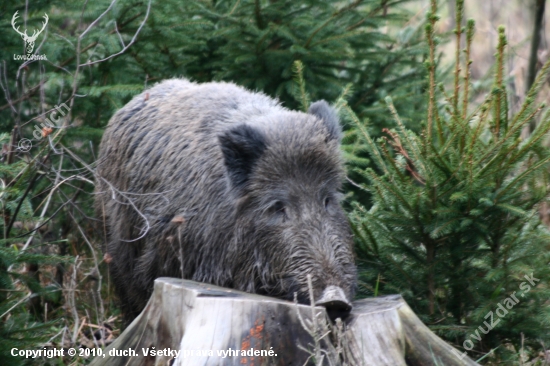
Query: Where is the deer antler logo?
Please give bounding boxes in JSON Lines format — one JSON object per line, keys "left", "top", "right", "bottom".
{"left": 11, "top": 11, "right": 48, "bottom": 56}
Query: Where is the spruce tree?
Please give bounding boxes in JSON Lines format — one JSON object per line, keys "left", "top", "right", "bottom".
{"left": 347, "top": 1, "right": 550, "bottom": 362}
{"left": 132, "top": 0, "right": 427, "bottom": 131}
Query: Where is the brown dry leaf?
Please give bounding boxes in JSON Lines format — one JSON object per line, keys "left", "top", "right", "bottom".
{"left": 42, "top": 126, "right": 53, "bottom": 137}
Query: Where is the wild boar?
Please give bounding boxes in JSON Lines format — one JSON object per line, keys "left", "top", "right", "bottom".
{"left": 95, "top": 79, "right": 357, "bottom": 322}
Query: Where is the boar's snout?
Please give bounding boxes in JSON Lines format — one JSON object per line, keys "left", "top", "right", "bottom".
{"left": 315, "top": 285, "right": 352, "bottom": 321}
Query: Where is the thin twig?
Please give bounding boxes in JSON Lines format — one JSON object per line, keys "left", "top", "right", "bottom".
{"left": 80, "top": 0, "right": 152, "bottom": 67}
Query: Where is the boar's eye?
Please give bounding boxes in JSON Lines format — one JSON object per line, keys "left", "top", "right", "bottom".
{"left": 272, "top": 201, "right": 287, "bottom": 221}
{"left": 324, "top": 196, "right": 331, "bottom": 210}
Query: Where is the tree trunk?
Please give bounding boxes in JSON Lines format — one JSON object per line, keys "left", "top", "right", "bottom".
{"left": 528, "top": 0, "right": 547, "bottom": 133}
{"left": 90, "top": 278, "right": 479, "bottom": 366}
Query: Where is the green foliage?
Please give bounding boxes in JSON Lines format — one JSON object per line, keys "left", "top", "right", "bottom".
{"left": 127, "top": 0, "right": 427, "bottom": 139}
{"left": 0, "top": 0, "right": 429, "bottom": 213}
{"left": 0, "top": 0, "right": 426, "bottom": 137}
{"left": 347, "top": 1, "right": 550, "bottom": 362}
{"left": 0, "top": 128, "right": 69, "bottom": 363}
{"left": 0, "top": 245, "right": 68, "bottom": 366}
{"left": 0, "top": 0, "right": 149, "bottom": 137}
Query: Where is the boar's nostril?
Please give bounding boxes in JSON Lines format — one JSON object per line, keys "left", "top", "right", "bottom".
{"left": 321, "top": 300, "right": 352, "bottom": 322}
{"left": 315, "top": 286, "right": 352, "bottom": 321}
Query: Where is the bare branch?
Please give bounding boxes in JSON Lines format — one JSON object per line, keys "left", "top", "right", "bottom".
{"left": 79, "top": 0, "right": 118, "bottom": 40}
{"left": 80, "top": 0, "right": 152, "bottom": 67}
{"left": 114, "top": 21, "right": 125, "bottom": 48}
{"left": 0, "top": 62, "right": 17, "bottom": 113}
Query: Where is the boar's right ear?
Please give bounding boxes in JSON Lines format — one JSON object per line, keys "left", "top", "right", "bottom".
{"left": 219, "top": 124, "right": 267, "bottom": 192}
{"left": 308, "top": 100, "right": 342, "bottom": 142}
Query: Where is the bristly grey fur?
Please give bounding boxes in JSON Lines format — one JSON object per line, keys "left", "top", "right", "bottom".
{"left": 95, "top": 78, "right": 357, "bottom": 322}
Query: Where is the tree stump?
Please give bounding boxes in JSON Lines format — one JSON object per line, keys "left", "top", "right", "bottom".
{"left": 90, "top": 278, "right": 478, "bottom": 366}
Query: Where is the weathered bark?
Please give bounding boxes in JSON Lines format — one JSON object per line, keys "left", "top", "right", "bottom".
{"left": 527, "top": 0, "right": 547, "bottom": 92}
{"left": 528, "top": 0, "right": 547, "bottom": 133}
{"left": 90, "top": 278, "right": 479, "bottom": 366}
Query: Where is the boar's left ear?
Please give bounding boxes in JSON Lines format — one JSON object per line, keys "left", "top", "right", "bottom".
{"left": 308, "top": 100, "right": 342, "bottom": 142}
{"left": 219, "top": 124, "right": 267, "bottom": 192}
